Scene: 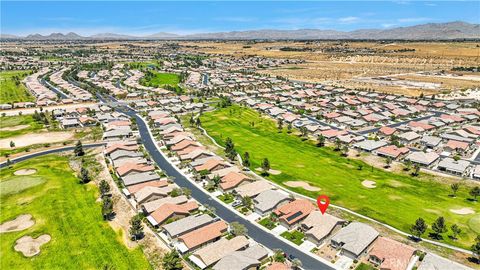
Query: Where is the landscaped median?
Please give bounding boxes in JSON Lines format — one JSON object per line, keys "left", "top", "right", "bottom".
{"left": 197, "top": 104, "right": 479, "bottom": 250}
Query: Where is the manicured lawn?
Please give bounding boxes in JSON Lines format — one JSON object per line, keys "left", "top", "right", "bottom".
{"left": 0, "top": 70, "right": 34, "bottom": 104}
{"left": 140, "top": 71, "right": 182, "bottom": 93}
{"left": 280, "top": 230, "right": 305, "bottom": 245}
{"left": 218, "top": 193, "right": 235, "bottom": 204}
{"left": 0, "top": 115, "right": 45, "bottom": 139}
{"left": 0, "top": 155, "right": 151, "bottom": 270}
{"left": 258, "top": 217, "right": 277, "bottom": 230}
{"left": 200, "top": 105, "right": 479, "bottom": 249}
{"left": 355, "top": 262, "right": 376, "bottom": 270}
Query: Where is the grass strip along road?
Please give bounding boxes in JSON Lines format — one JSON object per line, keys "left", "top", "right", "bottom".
{"left": 199, "top": 104, "right": 479, "bottom": 250}
{"left": 0, "top": 154, "right": 151, "bottom": 270}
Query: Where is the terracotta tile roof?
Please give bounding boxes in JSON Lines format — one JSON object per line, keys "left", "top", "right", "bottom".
{"left": 376, "top": 145, "right": 410, "bottom": 158}
{"left": 150, "top": 201, "right": 198, "bottom": 225}
{"left": 369, "top": 237, "right": 415, "bottom": 270}
{"left": 266, "top": 262, "right": 291, "bottom": 270}
{"left": 440, "top": 114, "right": 464, "bottom": 122}
{"left": 171, "top": 140, "right": 199, "bottom": 151}
{"left": 127, "top": 179, "right": 169, "bottom": 194}
{"left": 273, "top": 199, "right": 316, "bottom": 225}
{"left": 446, "top": 140, "right": 469, "bottom": 151}
{"left": 116, "top": 162, "right": 155, "bottom": 176}
{"left": 105, "top": 144, "right": 138, "bottom": 155}
{"left": 178, "top": 221, "right": 228, "bottom": 249}
{"left": 409, "top": 121, "right": 434, "bottom": 131}
{"left": 177, "top": 145, "right": 205, "bottom": 156}
{"left": 220, "top": 172, "right": 250, "bottom": 190}
{"left": 378, "top": 126, "right": 397, "bottom": 136}
{"left": 194, "top": 159, "right": 227, "bottom": 172}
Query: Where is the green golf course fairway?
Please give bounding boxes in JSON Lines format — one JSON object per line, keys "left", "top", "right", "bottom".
{"left": 0, "top": 70, "right": 34, "bottom": 104}
{"left": 200, "top": 105, "right": 479, "bottom": 249}
{"left": 0, "top": 155, "right": 151, "bottom": 270}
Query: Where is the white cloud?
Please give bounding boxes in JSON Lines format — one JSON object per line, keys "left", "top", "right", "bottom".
{"left": 339, "top": 16, "right": 360, "bottom": 23}
{"left": 397, "top": 17, "right": 430, "bottom": 23}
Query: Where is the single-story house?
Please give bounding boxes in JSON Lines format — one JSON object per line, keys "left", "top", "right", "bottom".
{"left": 253, "top": 190, "right": 291, "bottom": 216}
{"left": 176, "top": 220, "right": 228, "bottom": 253}
{"left": 330, "top": 222, "right": 379, "bottom": 259}
{"left": 368, "top": 237, "right": 416, "bottom": 270}
{"left": 189, "top": 236, "right": 250, "bottom": 269}
{"left": 301, "top": 212, "right": 345, "bottom": 246}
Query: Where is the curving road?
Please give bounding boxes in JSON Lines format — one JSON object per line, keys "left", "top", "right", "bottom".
{"left": 0, "top": 143, "right": 106, "bottom": 169}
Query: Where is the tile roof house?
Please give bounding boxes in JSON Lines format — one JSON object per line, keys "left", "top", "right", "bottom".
{"left": 330, "top": 222, "right": 379, "bottom": 259}
{"left": 212, "top": 244, "right": 269, "bottom": 270}
{"left": 375, "top": 145, "right": 410, "bottom": 159}
{"left": 141, "top": 195, "right": 188, "bottom": 215}
{"left": 273, "top": 199, "right": 316, "bottom": 228}
{"left": 405, "top": 151, "right": 439, "bottom": 167}
{"left": 253, "top": 190, "right": 291, "bottom": 216}
{"left": 116, "top": 162, "right": 155, "bottom": 177}
{"left": 122, "top": 172, "right": 161, "bottom": 186}
{"left": 234, "top": 180, "right": 273, "bottom": 198}
{"left": 368, "top": 237, "right": 416, "bottom": 270}
{"left": 301, "top": 212, "right": 345, "bottom": 245}
{"left": 147, "top": 201, "right": 199, "bottom": 227}
{"left": 134, "top": 185, "right": 174, "bottom": 205}
{"left": 266, "top": 262, "right": 291, "bottom": 270}
{"left": 418, "top": 253, "right": 472, "bottom": 270}
{"left": 194, "top": 159, "right": 230, "bottom": 173}
{"left": 219, "top": 172, "right": 253, "bottom": 192}
{"left": 176, "top": 220, "right": 228, "bottom": 253}
{"left": 189, "top": 236, "right": 250, "bottom": 269}
{"left": 163, "top": 214, "right": 216, "bottom": 238}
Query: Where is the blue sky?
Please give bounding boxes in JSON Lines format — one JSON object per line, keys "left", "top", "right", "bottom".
{"left": 1, "top": 1, "right": 479, "bottom": 36}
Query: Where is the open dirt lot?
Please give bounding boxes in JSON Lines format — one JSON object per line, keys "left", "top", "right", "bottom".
{"left": 0, "top": 131, "right": 74, "bottom": 148}
{"left": 182, "top": 41, "right": 480, "bottom": 96}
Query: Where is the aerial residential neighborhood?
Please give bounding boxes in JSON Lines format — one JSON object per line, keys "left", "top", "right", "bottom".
{"left": 0, "top": 1, "right": 479, "bottom": 270}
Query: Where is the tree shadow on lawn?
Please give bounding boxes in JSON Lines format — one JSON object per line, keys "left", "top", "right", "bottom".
{"left": 428, "top": 232, "right": 443, "bottom": 241}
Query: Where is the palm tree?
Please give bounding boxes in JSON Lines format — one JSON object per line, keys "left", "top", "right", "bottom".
{"left": 450, "top": 183, "right": 460, "bottom": 197}
{"left": 317, "top": 134, "right": 325, "bottom": 147}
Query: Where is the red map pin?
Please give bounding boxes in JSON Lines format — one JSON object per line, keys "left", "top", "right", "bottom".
{"left": 316, "top": 195, "right": 330, "bottom": 215}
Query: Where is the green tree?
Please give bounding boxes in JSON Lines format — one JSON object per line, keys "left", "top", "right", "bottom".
{"left": 341, "top": 145, "right": 349, "bottom": 157}
{"left": 181, "top": 187, "right": 192, "bottom": 198}
{"left": 412, "top": 164, "right": 420, "bottom": 176}
{"left": 101, "top": 196, "right": 113, "bottom": 220}
{"left": 334, "top": 138, "right": 342, "bottom": 151}
{"left": 161, "top": 250, "right": 183, "bottom": 270}
{"left": 129, "top": 214, "right": 144, "bottom": 241}
{"left": 195, "top": 117, "right": 201, "bottom": 127}
{"left": 404, "top": 159, "right": 412, "bottom": 171}
{"left": 287, "top": 123, "right": 292, "bottom": 133}
{"left": 470, "top": 186, "right": 480, "bottom": 201}
{"left": 317, "top": 134, "right": 325, "bottom": 147}
{"left": 99, "top": 180, "right": 110, "bottom": 196}
{"left": 74, "top": 140, "right": 85, "bottom": 156}
{"left": 80, "top": 167, "right": 91, "bottom": 184}
{"left": 385, "top": 157, "right": 392, "bottom": 168}
{"left": 189, "top": 115, "right": 195, "bottom": 126}
{"left": 410, "top": 217, "right": 428, "bottom": 239}
{"left": 277, "top": 119, "right": 283, "bottom": 133}
{"left": 471, "top": 235, "right": 480, "bottom": 262}
{"left": 230, "top": 221, "right": 248, "bottom": 236}
{"left": 212, "top": 174, "right": 222, "bottom": 188}
{"left": 242, "top": 152, "right": 250, "bottom": 168}
{"left": 299, "top": 126, "right": 308, "bottom": 138}
{"left": 431, "top": 216, "right": 447, "bottom": 239}
{"left": 241, "top": 195, "right": 253, "bottom": 209}
{"left": 450, "top": 224, "right": 461, "bottom": 240}
{"left": 261, "top": 158, "right": 270, "bottom": 175}
{"left": 450, "top": 183, "right": 460, "bottom": 197}
{"left": 272, "top": 249, "right": 285, "bottom": 263}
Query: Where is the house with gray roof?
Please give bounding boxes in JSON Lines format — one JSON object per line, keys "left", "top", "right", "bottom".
{"left": 189, "top": 236, "right": 250, "bottom": 269}
{"left": 110, "top": 150, "right": 142, "bottom": 161}
{"left": 418, "top": 253, "right": 472, "bottom": 270}
{"left": 141, "top": 195, "right": 189, "bottom": 214}
{"left": 122, "top": 172, "right": 160, "bottom": 186}
{"left": 353, "top": 140, "right": 388, "bottom": 152}
{"left": 162, "top": 214, "right": 215, "bottom": 238}
{"left": 405, "top": 151, "right": 440, "bottom": 167}
{"left": 330, "top": 222, "right": 379, "bottom": 259}
{"left": 436, "top": 158, "right": 470, "bottom": 176}
{"left": 253, "top": 190, "right": 291, "bottom": 216}
{"left": 212, "top": 244, "right": 269, "bottom": 270}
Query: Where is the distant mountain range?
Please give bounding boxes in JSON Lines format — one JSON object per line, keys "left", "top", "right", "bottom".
{"left": 2, "top": 21, "right": 479, "bottom": 40}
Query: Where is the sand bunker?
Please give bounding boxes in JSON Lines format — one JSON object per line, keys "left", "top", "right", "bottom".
{"left": 0, "top": 125, "right": 29, "bottom": 131}
{"left": 0, "top": 214, "right": 35, "bottom": 233}
{"left": 285, "top": 181, "right": 320, "bottom": 191}
{"left": 450, "top": 208, "right": 475, "bottom": 215}
{"left": 0, "top": 131, "right": 74, "bottom": 149}
{"left": 14, "top": 234, "right": 51, "bottom": 257}
{"left": 362, "top": 180, "right": 376, "bottom": 188}
{"left": 14, "top": 169, "right": 37, "bottom": 176}
{"left": 255, "top": 168, "right": 282, "bottom": 175}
